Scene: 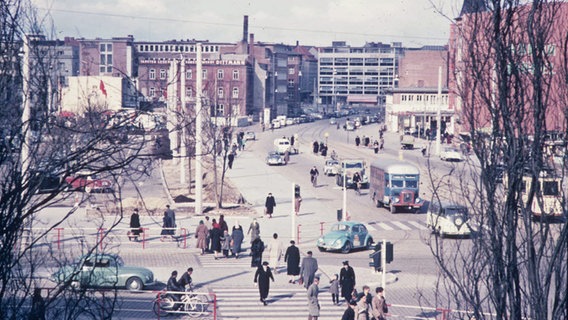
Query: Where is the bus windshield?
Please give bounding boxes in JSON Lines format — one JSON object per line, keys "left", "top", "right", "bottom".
{"left": 345, "top": 163, "right": 363, "bottom": 169}
{"left": 406, "top": 180, "right": 418, "bottom": 188}
{"left": 391, "top": 180, "right": 404, "bottom": 188}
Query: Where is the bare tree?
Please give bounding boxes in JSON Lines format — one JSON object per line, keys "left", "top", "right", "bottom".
{"left": 425, "top": 1, "right": 568, "bottom": 319}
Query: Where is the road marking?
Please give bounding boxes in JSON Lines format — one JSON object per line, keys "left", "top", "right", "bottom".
{"left": 407, "top": 221, "right": 427, "bottom": 230}
{"left": 376, "top": 222, "right": 394, "bottom": 230}
{"left": 366, "top": 223, "right": 377, "bottom": 231}
{"left": 391, "top": 221, "right": 412, "bottom": 230}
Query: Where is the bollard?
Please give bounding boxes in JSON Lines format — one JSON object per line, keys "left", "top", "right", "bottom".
{"left": 180, "top": 228, "right": 187, "bottom": 249}
{"left": 210, "top": 291, "right": 217, "bottom": 320}
{"left": 436, "top": 307, "right": 451, "bottom": 320}
{"left": 297, "top": 224, "right": 301, "bottom": 245}
{"left": 142, "top": 227, "right": 148, "bottom": 249}
{"left": 97, "top": 228, "right": 105, "bottom": 251}
{"left": 320, "top": 222, "right": 325, "bottom": 235}
{"left": 55, "top": 228, "right": 64, "bottom": 251}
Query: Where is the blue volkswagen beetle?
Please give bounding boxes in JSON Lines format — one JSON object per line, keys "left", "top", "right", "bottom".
{"left": 317, "top": 221, "right": 374, "bottom": 253}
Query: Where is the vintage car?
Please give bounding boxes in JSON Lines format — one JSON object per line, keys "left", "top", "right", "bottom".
{"left": 244, "top": 131, "right": 256, "bottom": 141}
{"left": 329, "top": 117, "right": 337, "bottom": 125}
{"left": 52, "top": 253, "right": 155, "bottom": 291}
{"left": 64, "top": 171, "right": 113, "bottom": 193}
{"left": 317, "top": 221, "right": 374, "bottom": 253}
{"left": 266, "top": 151, "right": 287, "bottom": 166}
{"left": 426, "top": 201, "right": 472, "bottom": 237}
{"left": 440, "top": 147, "right": 463, "bottom": 161}
{"left": 323, "top": 159, "right": 340, "bottom": 176}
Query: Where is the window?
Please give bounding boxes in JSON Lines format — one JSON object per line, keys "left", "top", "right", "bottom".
{"left": 186, "top": 70, "right": 192, "bottom": 79}
{"left": 232, "top": 87, "right": 239, "bottom": 98}
{"left": 160, "top": 69, "right": 167, "bottom": 80}
{"left": 543, "top": 181, "right": 560, "bottom": 196}
{"left": 232, "top": 70, "right": 239, "bottom": 80}
{"left": 149, "top": 87, "right": 155, "bottom": 97}
{"left": 218, "top": 87, "right": 224, "bottom": 98}
{"left": 289, "top": 67, "right": 295, "bottom": 75}
{"left": 186, "top": 87, "right": 192, "bottom": 97}
{"left": 217, "top": 69, "right": 224, "bottom": 79}
{"left": 216, "top": 104, "right": 224, "bottom": 116}
{"left": 149, "top": 69, "right": 156, "bottom": 80}
{"left": 99, "top": 43, "right": 112, "bottom": 73}
{"left": 401, "top": 95, "right": 407, "bottom": 101}
{"left": 202, "top": 69, "right": 207, "bottom": 79}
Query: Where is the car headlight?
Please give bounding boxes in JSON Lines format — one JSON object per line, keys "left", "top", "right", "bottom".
{"left": 455, "top": 217, "right": 464, "bottom": 226}
{"left": 415, "top": 197, "right": 421, "bottom": 203}
{"left": 393, "top": 197, "right": 400, "bottom": 203}
{"left": 317, "top": 237, "right": 324, "bottom": 244}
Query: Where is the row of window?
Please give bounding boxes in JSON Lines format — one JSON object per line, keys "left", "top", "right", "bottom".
{"left": 400, "top": 94, "right": 449, "bottom": 104}
{"left": 148, "top": 68, "right": 240, "bottom": 81}
{"left": 147, "top": 87, "right": 240, "bottom": 99}
{"left": 137, "top": 44, "right": 220, "bottom": 53}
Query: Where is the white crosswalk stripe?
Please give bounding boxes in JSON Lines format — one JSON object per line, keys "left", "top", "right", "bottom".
{"left": 407, "top": 221, "right": 428, "bottom": 230}
{"left": 390, "top": 221, "right": 412, "bottom": 231}
{"left": 376, "top": 222, "right": 395, "bottom": 230}
{"left": 212, "top": 287, "right": 347, "bottom": 319}
{"left": 198, "top": 251, "right": 253, "bottom": 268}
{"left": 371, "top": 221, "right": 426, "bottom": 231}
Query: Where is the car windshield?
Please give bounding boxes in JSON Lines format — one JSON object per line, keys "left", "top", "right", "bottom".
{"left": 445, "top": 207, "right": 468, "bottom": 217}
{"left": 345, "top": 163, "right": 362, "bottom": 169}
{"left": 331, "top": 224, "right": 350, "bottom": 232}
{"left": 406, "top": 180, "right": 418, "bottom": 188}
{"left": 391, "top": 180, "right": 404, "bottom": 188}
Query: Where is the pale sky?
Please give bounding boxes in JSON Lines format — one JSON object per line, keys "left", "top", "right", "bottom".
{"left": 33, "top": 0, "right": 463, "bottom": 48}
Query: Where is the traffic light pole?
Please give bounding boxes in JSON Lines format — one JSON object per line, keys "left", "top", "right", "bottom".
{"left": 381, "top": 239, "right": 387, "bottom": 288}
{"left": 292, "top": 182, "right": 296, "bottom": 242}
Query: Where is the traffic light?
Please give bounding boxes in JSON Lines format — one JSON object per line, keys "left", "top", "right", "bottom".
{"left": 385, "top": 242, "right": 394, "bottom": 263}
{"left": 294, "top": 184, "right": 301, "bottom": 197}
{"left": 369, "top": 249, "right": 382, "bottom": 271}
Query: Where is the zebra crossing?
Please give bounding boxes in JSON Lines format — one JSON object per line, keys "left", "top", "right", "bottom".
{"left": 197, "top": 250, "right": 254, "bottom": 268}
{"left": 212, "top": 287, "right": 347, "bottom": 319}
{"left": 367, "top": 220, "right": 427, "bottom": 231}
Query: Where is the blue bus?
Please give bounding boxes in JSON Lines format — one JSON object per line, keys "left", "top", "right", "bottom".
{"left": 369, "top": 158, "right": 424, "bottom": 213}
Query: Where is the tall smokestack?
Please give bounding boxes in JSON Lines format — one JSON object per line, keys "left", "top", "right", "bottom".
{"left": 249, "top": 33, "right": 254, "bottom": 55}
{"left": 243, "top": 15, "right": 249, "bottom": 43}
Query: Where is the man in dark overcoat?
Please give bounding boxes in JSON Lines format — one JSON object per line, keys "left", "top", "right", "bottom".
{"left": 284, "top": 240, "right": 300, "bottom": 283}
{"left": 300, "top": 251, "right": 318, "bottom": 289}
{"left": 254, "top": 261, "right": 274, "bottom": 305}
{"left": 265, "top": 193, "right": 276, "bottom": 218}
{"left": 340, "top": 260, "right": 356, "bottom": 302}
{"left": 250, "top": 236, "right": 265, "bottom": 268}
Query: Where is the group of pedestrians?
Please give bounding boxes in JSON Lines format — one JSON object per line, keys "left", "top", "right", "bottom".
{"left": 193, "top": 215, "right": 245, "bottom": 260}
{"left": 312, "top": 140, "right": 328, "bottom": 157}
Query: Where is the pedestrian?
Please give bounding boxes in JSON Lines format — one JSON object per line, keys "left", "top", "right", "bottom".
{"left": 371, "top": 287, "right": 388, "bottom": 320}
{"left": 204, "top": 216, "right": 212, "bottom": 253}
{"left": 250, "top": 236, "right": 265, "bottom": 268}
{"left": 356, "top": 290, "right": 369, "bottom": 320}
{"left": 300, "top": 251, "right": 318, "bottom": 289}
{"left": 231, "top": 222, "right": 244, "bottom": 258}
{"left": 219, "top": 214, "right": 229, "bottom": 232}
{"left": 166, "top": 271, "right": 184, "bottom": 311}
{"left": 355, "top": 136, "right": 361, "bottom": 147}
{"left": 261, "top": 122, "right": 265, "bottom": 132}
{"left": 337, "top": 122, "right": 340, "bottom": 130}
{"left": 195, "top": 220, "right": 208, "bottom": 255}
{"left": 352, "top": 172, "right": 362, "bottom": 196}
{"left": 312, "top": 141, "right": 319, "bottom": 154}
{"left": 228, "top": 151, "right": 235, "bottom": 169}
{"left": 321, "top": 145, "right": 327, "bottom": 157}
{"left": 373, "top": 140, "right": 379, "bottom": 154}
{"left": 210, "top": 219, "right": 222, "bottom": 259}
{"left": 364, "top": 136, "right": 370, "bottom": 147}
{"left": 254, "top": 261, "right": 274, "bottom": 306}
{"left": 231, "top": 143, "right": 238, "bottom": 155}
{"left": 221, "top": 230, "right": 232, "bottom": 258}
{"left": 265, "top": 193, "right": 276, "bottom": 218}
{"left": 310, "top": 166, "right": 319, "bottom": 187}
{"left": 329, "top": 274, "right": 340, "bottom": 305}
{"left": 29, "top": 288, "right": 46, "bottom": 320}
{"left": 340, "top": 260, "right": 356, "bottom": 302}
{"left": 290, "top": 135, "right": 295, "bottom": 146}
{"left": 379, "top": 137, "right": 384, "bottom": 151}
{"left": 165, "top": 205, "right": 176, "bottom": 231}
{"left": 307, "top": 277, "right": 321, "bottom": 320}
{"left": 341, "top": 300, "right": 357, "bottom": 320}
{"left": 129, "top": 208, "right": 142, "bottom": 241}
{"left": 284, "top": 150, "right": 290, "bottom": 164}
{"left": 267, "top": 233, "right": 283, "bottom": 273}
{"left": 248, "top": 218, "right": 260, "bottom": 244}
{"left": 284, "top": 240, "right": 301, "bottom": 283}
{"left": 294, "top": 194, "right": 302, "bottom": 216}
{"left": 160, "top": 210, "right": 175, "bottom": 242}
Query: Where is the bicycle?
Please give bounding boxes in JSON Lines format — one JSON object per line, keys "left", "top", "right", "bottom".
{"left": 152, "top": 287, "right": 209, "bottom": 318}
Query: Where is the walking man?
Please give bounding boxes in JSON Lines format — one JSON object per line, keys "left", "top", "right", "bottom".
{"left": 307, "top": 277, "right": 321, "bottom": 320}
{"left": 300, "top": 251, "right": 319, "bottom": 289}
{"left": 310, "top": 166, "right": 319, "bottom": 187}
{"left": 254, "top": 261, "right": 274, "bottom": 306}
{"left": 371, "top": 287, "right": 388, "bottom": 320}
{"left": 352, "top": 172, "right": 362, "bottom": 196}
{"left": 284, "top": 240, "right": 301, "bottom": 283}
{"left": 265, "top": 193, "right": 276, "bottom": 218}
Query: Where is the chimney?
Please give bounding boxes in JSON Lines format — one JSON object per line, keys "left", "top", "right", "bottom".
{"left": 249, "top": 33, "right": 255, "bottom": 55}
{"left": 296, "top": 40, "right": 299, "bottom": 47}
{"left": 243, "top": 15, "right": 249, "bottom": 43}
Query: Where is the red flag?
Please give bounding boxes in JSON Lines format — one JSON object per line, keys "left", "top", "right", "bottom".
{"left": 99, "top": 80, "right": 107, "bottom": 97}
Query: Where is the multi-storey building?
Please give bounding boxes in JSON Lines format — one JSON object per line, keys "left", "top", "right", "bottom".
{"left": 316, "top": 41, "right": 401, "bottom": 113}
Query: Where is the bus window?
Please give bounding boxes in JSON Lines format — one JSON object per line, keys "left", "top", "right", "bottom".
{"left": 542, "top": 181, "right": 559, "bottom": 196}
{"left": 392, "top": 180, "right": 404, "bottom": 188}
{"left": 406, "top": 180, "right": 417, "bottom": 188}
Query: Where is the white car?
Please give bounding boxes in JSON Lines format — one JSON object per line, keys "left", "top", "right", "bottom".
{"left": 271, "top": 120, "right": 281, "bottom": 129}
{"left": 265, "top": 152, "right": 287, "bottom": 166}
{"left": 323, "top": 159, "right": 340, "bottom": 176}
{"left": 329, "top": 118, "right": 337, "bottom": 125}
{"left": 244, "top": 131, "right": 256, "bottom": 141}
{"left": 426, "top": 202, "right": 472, "bottom": 237}
{"left": 440, "top": 147, "right": 463, "bottom": 161}
{"left": 285, "top": 118, "right": 295, "bottom": 126}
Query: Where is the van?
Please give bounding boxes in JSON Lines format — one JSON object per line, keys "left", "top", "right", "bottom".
{"left": 426, "top": 202, "right": 472, "bottom": 237}
{"left": 274, "top": 138, "right": 296, "bottom": 155}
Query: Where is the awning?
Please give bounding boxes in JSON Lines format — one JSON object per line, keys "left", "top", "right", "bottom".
{"left": 346, "top": 95, "right": 378, "bottom": 104}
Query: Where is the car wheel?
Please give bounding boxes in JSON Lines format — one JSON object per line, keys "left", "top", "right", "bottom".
{"left": 390, "top": 205, "right": 397, "bottom": 214}
{"left": 317, "top": 246, "right": 325, "bottom": 252}
{"left": 336, "top": 175, "right": 342, "bottom": 186}
{"left": 341, "top": 241, "right": 352, "bottom": 254}
{"left": 366, "top": 238, "right": 373, "bottom": 250}
{"left": 126, "top": 277, "right": 144, "bottom": 291}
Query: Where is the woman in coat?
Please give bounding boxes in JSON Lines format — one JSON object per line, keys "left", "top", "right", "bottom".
{"left": 284, "top": 240, "right": 300, "bottom": 283}
{"left": 254, "top": 261, "right": 274, "bottom": 306}
{"left": 231, "top": 223, "right": 244, "bottom": 258}
{"left": 129, "top": 209, "right": 141, "bottom": 239}
{"left": 250, "top": 236, "right": 265, "bottom": 268}
{"left": 340, "top": 261, "right": 356, "bottom": 302}
{"left": 195, "top": 220, "right": 208, "bottom": 255}
{"left": 210, "top": 219, "right": 222, "bottom": 259}
{"left": 160, "top": 210, "right": 175, "bottom": 241}
{"left": 247, "top": 218, "right": 260, "bottom": 244}
{"left": 264, "top": 193, "right": 276, "bottom": 218}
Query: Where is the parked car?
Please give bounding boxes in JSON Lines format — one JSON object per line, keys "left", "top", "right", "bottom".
{"left": 285, "top": 118, "right": 295, "bottom": 126}
{"left": 440, "top": 147, "right": 463, "bottom": 161}
{"left": 317, "top": 221, "right": 374, "bottom": 253}
{"left": 244, "top": 131, "right": 256, "bottom": 141}
{"left": 52, "top": 253, "right": 155, "bottom": 291}
{"left": 266, "top": 151, "right": 287, "bottom": 166}
{"left": 271, "top": 120, "right": 281, "bottom": 129}
{"left": 323, "top": 159, "right": 340, "bottom": 176}
{"left": 329, "top": 118, "right": 337, "bottom": 125}
{"left": 65, "top": 171, "right": 113, "bottom": 193}
{"left": 426, "top": 202, "right": 472, "bottom": 237}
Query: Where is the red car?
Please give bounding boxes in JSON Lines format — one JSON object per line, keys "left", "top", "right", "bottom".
{"left": 65, "top": 171, "right": 113, "bottom": 193}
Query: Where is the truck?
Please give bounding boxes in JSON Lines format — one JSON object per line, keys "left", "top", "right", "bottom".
{"left": 335, "top": 159, "right": 368, "bottom": 188}
{"left": 400, "top": 135, "right": 415, "bottom": 150}
{"left": 369, "top": 158, "right": 424, "bottom": 213}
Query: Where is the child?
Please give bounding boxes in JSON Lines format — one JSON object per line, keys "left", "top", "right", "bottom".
{"left": 221, "top": 230, "right": 232, "bottom": 258}
{"left": 329, "top": 274, "right": 340, "bottom": 305}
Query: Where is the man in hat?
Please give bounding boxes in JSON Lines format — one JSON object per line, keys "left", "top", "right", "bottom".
{"left": 254, "top": 261, "right": 274, "bottom": 306}
{"left": 307, "top": 276, "right": 320, "bottom": 320}
{"left": 340, "top": 260, "right": 356, "bottom": 302}
{"left": 300, "top": 251, "right": 318, "bottom": 289}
